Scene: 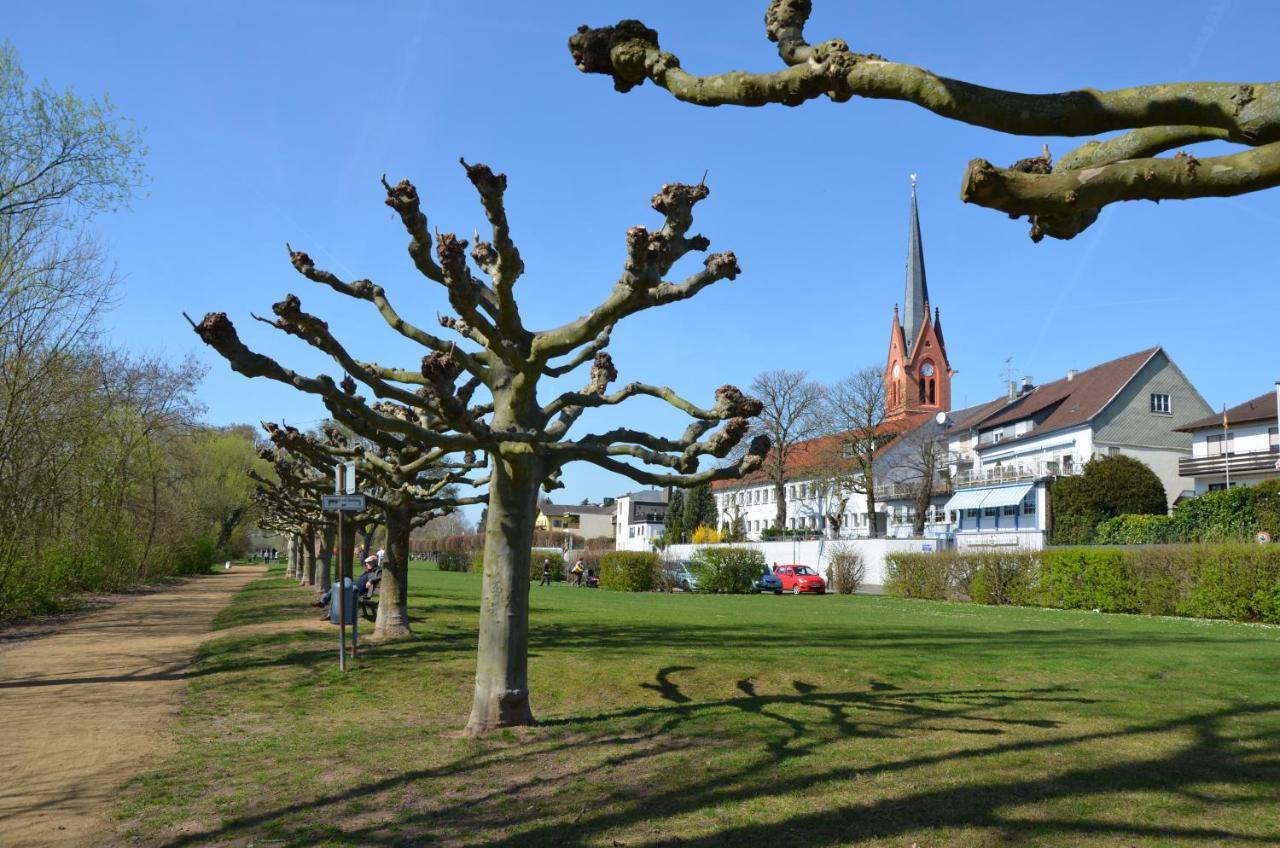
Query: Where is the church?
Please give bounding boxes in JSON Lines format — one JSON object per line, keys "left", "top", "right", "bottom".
{"left": 712, "top": 176, "right": 1210, "bottom": 547}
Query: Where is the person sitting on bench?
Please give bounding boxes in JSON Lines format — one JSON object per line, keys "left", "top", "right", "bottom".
{"left": 312, "top": 556, "right": 379, "bottom": 607}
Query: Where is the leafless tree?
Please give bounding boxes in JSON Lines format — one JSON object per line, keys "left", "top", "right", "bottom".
{"left": 814, "top": 367, "right": 886, "bottom": 538}
{"left": 191, "top": 161, "right": 768, "bottom": 734}
{"left": 746, "top": 369, "right": 824, "bottom": 529}
{"left": 570, "top": 2, "right": 1280, "bottom": 241}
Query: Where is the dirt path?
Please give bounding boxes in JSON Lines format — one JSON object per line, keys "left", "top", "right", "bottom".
{"left": 0, "top": 565, "right": 266, "bottom": 848}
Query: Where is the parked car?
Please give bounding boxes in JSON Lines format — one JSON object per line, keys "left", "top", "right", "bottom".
{"left": 773, "top": 564, "right": 826, "bottom": 594}
{"left": 752, "top": 566, "right": 783, "bottom": 594}
{"left": 663, "top": 560, "right": 700, "bottom": 592}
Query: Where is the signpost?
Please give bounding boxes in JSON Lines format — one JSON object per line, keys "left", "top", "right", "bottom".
{"left": 323, "top": 473, "right": 365, "bottom": 672}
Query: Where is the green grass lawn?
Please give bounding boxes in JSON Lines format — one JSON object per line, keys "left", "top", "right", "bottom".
{"left": 116, "top": 560, "right": 1280, "bottom": 846}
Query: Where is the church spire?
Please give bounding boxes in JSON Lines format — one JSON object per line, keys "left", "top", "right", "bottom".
{"left": 903, "top": 174, "right": 929, "bottom": 349}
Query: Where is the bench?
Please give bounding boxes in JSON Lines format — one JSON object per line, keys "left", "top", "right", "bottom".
{"left": 358, "top": 568, "right": 383, "bottom": 620}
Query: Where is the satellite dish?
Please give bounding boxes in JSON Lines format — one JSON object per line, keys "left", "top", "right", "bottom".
{"left": 935, "top": 411, "right": 949, "bottom": 426}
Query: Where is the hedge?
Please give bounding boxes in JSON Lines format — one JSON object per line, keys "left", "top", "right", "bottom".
{"left": 599, "top": 551, "right": 660, "bottom": 592}
{"left": 461, "top": 550, "right": 567, "bottom": 580}
{"left": 689, "top": 547, "right": 764, "bottom": 593}
{"left": 885, "top": 544, "right": 1280, "bottom": 623}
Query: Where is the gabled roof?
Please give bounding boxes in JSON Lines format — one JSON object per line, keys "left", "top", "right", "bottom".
{"left": 712, "top": 412, "right": 933, "bottom": 491}
{"left": 620, "top": 489, "right": 668, "bottom": 504}
{"left": 963, "top": 347, "right": 1161, "bottom": 449}
{"left": 1177, "top": 390, "right": 1277, "bottom": 431}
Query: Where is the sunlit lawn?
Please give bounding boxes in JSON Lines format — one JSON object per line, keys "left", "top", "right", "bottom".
{"left": 116, "top": 560, "right": 1280, "bottom": 846}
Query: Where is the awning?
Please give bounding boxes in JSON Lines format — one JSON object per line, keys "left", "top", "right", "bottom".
{"left": 976, "top": 483, "right": 1035, "bottom": 509}
{"left": 943, "top": 489, "right": 992, "bottom": 512}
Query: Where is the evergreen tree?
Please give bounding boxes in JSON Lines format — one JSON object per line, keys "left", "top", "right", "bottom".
{"left": 664, "top": 489, "right": 685, "bottom": 543}
{"left": 683, "top": 484, "right": 718, "bottom": 536}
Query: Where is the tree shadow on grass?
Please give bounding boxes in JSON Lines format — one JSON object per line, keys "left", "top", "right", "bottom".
{"left": 150, "top": 662, "right": 1280, "bottom": 847}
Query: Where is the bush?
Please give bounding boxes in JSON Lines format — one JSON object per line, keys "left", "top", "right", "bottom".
{"left": 1256, "top": 480, "right": 1280, "bottom": 540}
{"left": 470, "top": 550, "right": 486, "bottom": 574}
{"left": 690, "top": 525, "right": 721, "bottom": 544}
{"left": 1093, "top": 514, "right": 1177, "bottom": 545}
{"left": 1050, "top": 455, "right": 1167, "bottom": 544}
{"left": 689, "top": 547, "right": 764, "bottom": 593}
{"left": 1171, "top": 487, "right": 1257, "bottom": 542}
{"left": 435, "top": 550, "right": 473, "bottom": 572}
{"left": 886, "top": 543, "right": 1280, "bottom": 624}
{"left": 1039, "top": 547, "right": 1137, "bottom": 612}
{"left": 824, "top": 546, "right": 865, "bottom": 594}
{"left": 599, "top": 551, "right": 660, "bottom": 591}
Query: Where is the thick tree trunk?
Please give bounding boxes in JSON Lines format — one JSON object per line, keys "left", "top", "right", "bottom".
{"left": 375, "top": 502, "right": 413, "bottom": 639}
{"left": 318, "top": 525, "right": 334, "bottom": 592}
{"left": 465, "top": 453, "right": 541, "bottom": 735}
{"left": 286, "top": 534, "right": 299, "bottom": 578}
{"left": 774, "top": 481, "right": 786, "bottom": 529}
{"left": 866, "top": 490, "right": 879, "bottom": 539}
{"left": 301, "top": 525, "right": 317, "bottom": 586}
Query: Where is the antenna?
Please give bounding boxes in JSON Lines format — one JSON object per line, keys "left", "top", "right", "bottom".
{"left": 1001, "top": 357, "right": 1017, "bottom": 384}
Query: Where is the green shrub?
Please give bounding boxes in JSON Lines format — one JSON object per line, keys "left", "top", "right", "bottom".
{"left": 886, "top": 543, "right": 1280, "bottom": 624}
{"left": 1040, "top": 547, "right": 1138, "bottom": 612}
{"left": 689, "top": 547, "right": 764, "bottom": 593}
{"left": 1183, "top": 544, "right": 1280, "bottom": 623}
{"left": 470, "top": 550, "right": 486, "bottom": 574}
{"left": 1094, "top": 513, "right": 1177, "bottom": 545}
{"left": 967, "top": 551, "right": 1038, "bottom": 606}
{"left": 435, "top": 550, "right": 473, "bottom": 572}
{"left": 824, "top": 546, "right": 865, "bottom": 594}
{"left": 1172, "top": 487, "right": 1257, "bottom": 542}
{"left": 1049, "top": 456, "right": 1167, "bottom": 544}
{"left": 885, "top": 553, "right": 958, "bottom": 600}
{"left": 1256, "top": 480, "right": 1280, "bottom": 541}
{"left": 599, "top": 551, "right": 660, "bottom": 591}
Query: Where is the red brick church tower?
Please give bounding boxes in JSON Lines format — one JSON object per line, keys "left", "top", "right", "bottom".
{"left": 885, "top": 176, "right": 953, "bottom": 420}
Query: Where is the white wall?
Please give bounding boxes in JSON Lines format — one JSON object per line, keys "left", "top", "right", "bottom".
{"left": 664, "top": 537, "right": 941, "bottom": 588}
{"left": 955, "top": 530, "right": 1045, "bottom": 551}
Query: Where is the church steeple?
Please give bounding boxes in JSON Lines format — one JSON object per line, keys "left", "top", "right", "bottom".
{"left": 902, "top": 173, "right": 929, "bottom": 352}
{"left": 885, "top": 175, "right": 952, "bottom": 420}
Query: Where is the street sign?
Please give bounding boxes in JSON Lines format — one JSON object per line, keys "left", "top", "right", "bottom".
{"left": 335, "top": 461, "right": 357, "bottom": 494}
{"left": 322, "top": 494, "right": 366, "bottom": 512}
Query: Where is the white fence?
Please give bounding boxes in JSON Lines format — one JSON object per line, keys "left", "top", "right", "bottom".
{"left": 663, "top": 538, "right": 941, "bottom": 589}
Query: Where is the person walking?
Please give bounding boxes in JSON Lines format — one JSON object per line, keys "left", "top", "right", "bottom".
{"left": 571, "top": 558, "right": 585, "bottom": 587}
{"left": 539, "top": 559, "right": 552, "bottom": 585}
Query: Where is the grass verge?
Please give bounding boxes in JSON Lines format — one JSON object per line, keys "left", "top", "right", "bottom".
{"left": 116, "top": 560, "right": 1280, "bottom": 846}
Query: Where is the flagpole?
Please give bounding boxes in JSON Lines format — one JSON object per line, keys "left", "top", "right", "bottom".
{"left": 1223, "top": 404, "right": 1231, "bottom": 489}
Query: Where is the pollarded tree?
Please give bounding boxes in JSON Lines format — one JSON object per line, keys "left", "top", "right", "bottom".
{"left": 191, "top": 161, "right": 768, "bottom": 734}
{"left": 570, "top": 2, "right": 1280, "bottom": 241}
{"left": 264, "top": 420, "right": 488, "bottom": 639}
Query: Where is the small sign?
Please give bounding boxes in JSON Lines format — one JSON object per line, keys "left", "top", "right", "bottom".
{"left": 322, "top": 494, "right": 366, "bottom": 512}
{"left": 921, "top": 543, "right": 934, "bottom": 552}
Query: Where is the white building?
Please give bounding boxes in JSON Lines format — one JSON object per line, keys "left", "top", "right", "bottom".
{"left": 942, "top": 346, "right": 1212, "bottom": 549}
{"left": 1176, "top": 387, "right": 1280, "bottom": 494}
{"left": 613, "top": 489, "right": 669, "bottom": 552}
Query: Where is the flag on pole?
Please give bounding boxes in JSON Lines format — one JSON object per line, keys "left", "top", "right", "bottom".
{"left": 1223, "top": 404, "right": 1229, "bottom": 429}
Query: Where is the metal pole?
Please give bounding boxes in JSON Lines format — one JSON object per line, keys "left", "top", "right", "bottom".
{"left": 1223, "top": 405, "right": 1231, "bottom": 490}
{"left": 338, "top": 509, "right": 347, "bottom": 672}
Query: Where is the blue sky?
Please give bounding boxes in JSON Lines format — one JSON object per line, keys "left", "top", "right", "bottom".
{"left": 8, "top": 1, "right": 1278, "bottom": 516}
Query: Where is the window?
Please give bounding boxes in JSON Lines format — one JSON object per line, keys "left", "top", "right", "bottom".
{"left": 983, "top": 506, "right": 999, "bottom": 518}
{"left": 965, "top": 509, "right": 979, "bottom": 519}
{"left": 1023, "top": 496, "right": 1035, "bottom": 515}
{"left": 991, "top": 430, "right": 1004, "bottom": 444}
{"left": 1108, "top": 447, "right": 1120, "bottom": 456}
{"left": 1003, "top": 504, "right": 1018, "bottom": 516}
{"left": 1271, "top": 427, "right": 1278, "bottom": 453}
{"left": 1150, "top": 393, "right": 1171, "bottom": 414}
{"left": 1207, "top": 433, "right": 1235, "bottom": 456}
{"left": 841, "top": 441, "right": 854, "bottom": 458}
{"left": 1209, "top": 483, "right": 1227, "bottom": 492}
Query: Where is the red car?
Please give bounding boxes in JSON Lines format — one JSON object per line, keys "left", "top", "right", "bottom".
{"left": 773, "top": 564, "right": 826, "bottom": 595}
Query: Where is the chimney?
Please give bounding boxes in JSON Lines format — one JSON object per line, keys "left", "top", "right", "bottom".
{"left": 1022, "top": 376, "right": 1034, "bottom": 394}
{"left": 1066, "top": 369, "right": 1078, "bottom": 382}
{"left": 1007, "top": 380, "right": 1018, "bottom": 403}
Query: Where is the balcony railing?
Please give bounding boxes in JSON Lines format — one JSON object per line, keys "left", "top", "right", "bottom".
{"left": 873, "top": 479, "right": 955, "bottom": 501}
{"left": 953, "top": 459, "right": 1083, "bottom": 489}
{"left": 1179, "top": 449, "right": 1280, "bottom": 478}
